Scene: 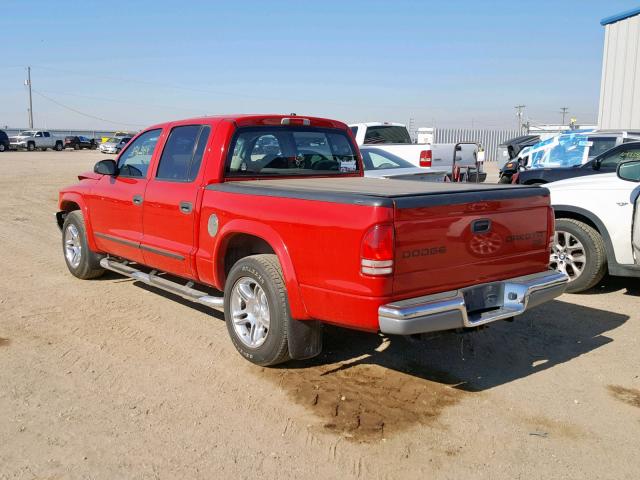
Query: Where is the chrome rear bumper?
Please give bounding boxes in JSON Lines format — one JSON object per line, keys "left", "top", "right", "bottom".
{"left": 378, "top": 270, "right": 568, "bottom": 335}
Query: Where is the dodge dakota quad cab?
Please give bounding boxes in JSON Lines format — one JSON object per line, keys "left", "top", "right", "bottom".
{"left": 57, "top": 114, "right": 567, "bottom": 366}
{"left": 10, "top": 130, "right": 64, "bottom": 151}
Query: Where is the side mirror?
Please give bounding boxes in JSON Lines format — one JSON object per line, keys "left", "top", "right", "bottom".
{"left": 591, "top": 159, "right": 601, "bottom": 170}
{"left": 94, "top": 159, "right": 118, "bottom": 176}
{"left": 617, "top": 160, "right": 640, "bottom": 182}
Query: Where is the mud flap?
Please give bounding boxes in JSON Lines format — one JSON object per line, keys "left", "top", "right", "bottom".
{"left": 287, "top": 319, "right": 322, "bottom": 360}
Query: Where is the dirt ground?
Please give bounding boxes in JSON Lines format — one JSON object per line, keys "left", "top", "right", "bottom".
{"left": 1, "top": 150, "right": 639, "bottom": 479}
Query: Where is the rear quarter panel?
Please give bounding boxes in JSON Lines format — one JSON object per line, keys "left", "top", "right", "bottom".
{"left": 196, "top": 190, "right": 393, "bottom": 327}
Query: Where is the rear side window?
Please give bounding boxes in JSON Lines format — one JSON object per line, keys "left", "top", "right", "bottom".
{"left": 156, "top": 125, "right": 211, "bottom": 181}
{"left": 226, "top": 127, "right": 359, "bottom": 177}
{"left": 588, "top": 137, "right": 616, "bottom": 158}
{"left": 363, "top": 126, "right": 411, "bottom": 145}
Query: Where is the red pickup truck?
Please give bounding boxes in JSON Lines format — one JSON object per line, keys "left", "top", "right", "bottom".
{"left": 57, "top": 114, "right": 567, "bottom": 365}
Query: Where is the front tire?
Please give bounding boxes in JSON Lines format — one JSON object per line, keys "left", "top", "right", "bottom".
{"left": 224, "top": 254, "right": 291, "bottom": 366}
{"left": 27, "top": 142, "right": 35, "bottom": 151}
{"left": 498, "top": 174, "right": 511, "bottom": 184}
{"left": 62, "top": 211, "right": 105, "bottom": 280}
{"left": 550, "top": 219, "right": 606, "bottom": 293}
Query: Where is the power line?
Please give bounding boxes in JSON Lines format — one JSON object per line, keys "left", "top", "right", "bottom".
{"left": 31, "top": 90, "right": 146, "bottom": 127}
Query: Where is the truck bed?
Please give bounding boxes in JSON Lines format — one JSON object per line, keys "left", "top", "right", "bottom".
{"left": 206, "top": 177, "right": 546, "bottom": 207}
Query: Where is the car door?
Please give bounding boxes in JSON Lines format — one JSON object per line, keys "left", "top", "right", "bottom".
{"left": 141, "top": 124, "right": 211, "bottom": 278}
{"left": 89, "top": 129, "right": 163, "bottom": 262}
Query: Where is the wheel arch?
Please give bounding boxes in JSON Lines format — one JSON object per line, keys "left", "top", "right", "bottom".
{"left": 553, "top": 205, "right": 614, "bottom": 268}
{"left": 213, "top": 220, "right": 309, "bottom": 319}
{"left": 57, "top": 193, "right": 99, "bottom": 251}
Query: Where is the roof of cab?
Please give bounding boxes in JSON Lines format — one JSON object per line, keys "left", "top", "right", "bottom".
{"left": 143, "top": 114, "right": 349, "bottom": 131}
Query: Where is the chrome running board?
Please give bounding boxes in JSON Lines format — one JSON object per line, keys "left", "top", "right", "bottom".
{"left": 100, "top": 258, "right": 224, "bottom": 310}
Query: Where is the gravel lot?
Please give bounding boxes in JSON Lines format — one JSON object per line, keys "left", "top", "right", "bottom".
{"left": 1, "top": 150, "right": 639, "bottom": 479}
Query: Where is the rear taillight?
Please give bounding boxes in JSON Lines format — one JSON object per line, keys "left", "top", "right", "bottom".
{"left": 419, "top": 150, "right": 432, "bottom": 168}
{"left": 361, "top": 224, "right": 394, "bottom": 276}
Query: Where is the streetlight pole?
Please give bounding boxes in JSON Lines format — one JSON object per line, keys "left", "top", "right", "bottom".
{"left": 26, "top": 66, "right": 34, "bottom": 128}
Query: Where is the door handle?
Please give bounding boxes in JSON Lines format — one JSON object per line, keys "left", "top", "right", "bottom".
{"left": 132, "top": 195, "right": 143, "bottom": 205}
{"left": 179, "top": 201, "right": 193, "bottom": 214}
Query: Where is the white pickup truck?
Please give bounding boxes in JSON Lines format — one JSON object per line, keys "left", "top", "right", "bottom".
{"left": 349, "top": 122, "right": 485, "bottom": 181}
{"left": 9, "top": 130, "right": 64, "bottom": 151}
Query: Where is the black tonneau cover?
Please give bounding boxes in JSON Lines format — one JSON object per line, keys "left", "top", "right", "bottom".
{"left": 206, "top": 177, "right": 547, "bottom": 208}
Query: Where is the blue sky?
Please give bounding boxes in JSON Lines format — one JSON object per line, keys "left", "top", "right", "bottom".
{"left": 1, "top": 0, "right": 638, "bottom": 130}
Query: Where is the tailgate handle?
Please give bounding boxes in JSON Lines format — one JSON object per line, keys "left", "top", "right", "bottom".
{"left": 472, "top": 219, "right": 491, "bottom": 233}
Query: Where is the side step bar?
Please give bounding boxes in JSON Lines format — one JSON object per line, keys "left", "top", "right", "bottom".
{"left": 100, "top": 258, "right": 224, "bottom": 310}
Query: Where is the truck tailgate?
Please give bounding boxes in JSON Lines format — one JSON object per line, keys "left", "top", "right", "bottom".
{"left": 393, "top": 187, "right": 551, "bottom": 297}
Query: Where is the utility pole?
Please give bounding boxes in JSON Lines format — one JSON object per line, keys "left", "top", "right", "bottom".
{"left": 514, "top": 105, "right": 526, "bottom": 130}
{"left": 25, "top": 66, "right": 33, "bottom": 128}
{"left": 560, "top": 107, "right": 569, "bottom": 125}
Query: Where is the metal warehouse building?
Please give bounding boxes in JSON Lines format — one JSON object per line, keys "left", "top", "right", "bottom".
{"left": 598, "top": 8, "right": 640, "bottom": 129}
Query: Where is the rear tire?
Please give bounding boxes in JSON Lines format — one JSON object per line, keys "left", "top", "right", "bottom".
{"left": 551, "top": 219, "right": 606, "bottom": 293}
{"left": 224, "top": 254, "right": 291, "bottom": 366}
{"left": 0, "top": 143, "right": 6, "bottom": 152}
{"left": 55, "top": 142, "right": 63, "bottom": 151}
{"left": 62, "top": 211, "right": 105, "bottom": 280}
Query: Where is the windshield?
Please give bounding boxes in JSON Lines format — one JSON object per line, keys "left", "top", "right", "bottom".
{"left": 363, "top": 125, "right": 412, "bottom": 145}
{"left": 529, "top": 134, "right": 591, "bottom": 169}
{"left": 361, "top": 147, "right": 415, "bottom": 170}
{"left": 18, "top": 131, "right": 35, "bottom": 136}
{"left": 226, "top": 127, "right": 359, "bottom": 177}
{"left": 106, "top": 137, "right": 121, "bottom": 143}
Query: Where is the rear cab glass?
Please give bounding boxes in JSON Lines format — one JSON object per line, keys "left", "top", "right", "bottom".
{"left": 363, "top": 126, "right": 411, "bottom": 145}
{"left": 225, "top": 126, "right": 359, "bottom": 177}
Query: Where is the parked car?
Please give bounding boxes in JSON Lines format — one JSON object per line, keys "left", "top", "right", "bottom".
{"left": 0, "top": 130, "right": 9, "bottom": 152}
{"left": 99, "top": 136, "right": 131, "bottom": 154}
{"left": 360, "top": 146, "right": 448, "bottom": 181}
{"left": 9, "top": 130, "right": 64, "bottom": 151}
{"left": 515, "top": 141, "right": 640, "bottom": 185}
{"left": 57, "top": 114, "right": 567, "bottom": 366}
{"left": 349, "top": 122, "right": 486, "bottom": 181}
{"left": 100, "top": 131, "right": 136, "bottom": 143}
{"left": 64, "top": 136, "right": 97, "bottom": 150}
{"left": 548, "top": 160, "right": 640, "bottom": 292}
{"left": 512, "top": 130, "right": 640, "bottom": 184}
{"left": 497, "top": 135, "right": 541, "bottom": 183}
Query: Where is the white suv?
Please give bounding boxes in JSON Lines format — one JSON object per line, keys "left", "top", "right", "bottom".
{"left": 547, "top": 160, "right": 640, "bottom": 292}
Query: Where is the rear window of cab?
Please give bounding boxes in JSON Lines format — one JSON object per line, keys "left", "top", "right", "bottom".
{"left": 225, "top": 127, "right": 359, "bottom": 177}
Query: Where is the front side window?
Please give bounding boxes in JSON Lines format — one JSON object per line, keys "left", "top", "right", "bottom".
{"left": 118, "top": 129, "right": 161, "bottom": 178}
{"left": 600, "top": 147, "right": 640, "bottom": 169}
{"left": 156, "top": 125, "right": 210, "bottom": 181}
{"left": 226, "top": 127, "right": 359, "bottom": 177}
{"left": 35, "top": 132, "right": 43, "bottom": 137}
{"left": 363, "top": 126, "right": 411, "bottom": 145}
